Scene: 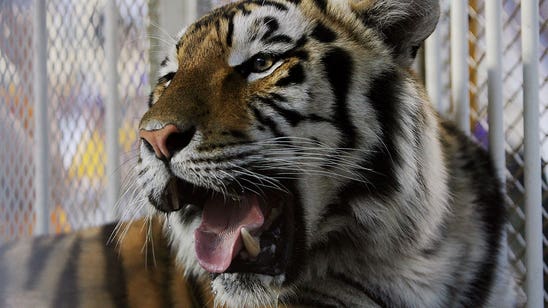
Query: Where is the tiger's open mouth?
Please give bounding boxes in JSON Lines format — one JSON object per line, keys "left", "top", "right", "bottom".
{"left": 151, "top": 177, "right": 297, "bottom": 277}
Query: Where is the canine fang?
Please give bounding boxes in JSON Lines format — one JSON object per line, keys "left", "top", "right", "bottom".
{"left": 241, "top": 227, "right": 260, "bottom": 258}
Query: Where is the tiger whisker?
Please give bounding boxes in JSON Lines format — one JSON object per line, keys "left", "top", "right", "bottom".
{"left": 148, "top": 20, "right": 178, "bottom": 43}
{"left": 227, "top": 163, "right": 289, "bottom": 194}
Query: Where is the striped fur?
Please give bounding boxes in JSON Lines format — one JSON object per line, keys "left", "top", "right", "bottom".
{"left": 1, "top": 0, "right": 517, "bottom": 307}
{"left": 0, "top": 219, "right": 215, "bottom": 308}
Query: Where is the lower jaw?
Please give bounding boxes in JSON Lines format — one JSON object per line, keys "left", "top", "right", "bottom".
{"left": 209, "top": 273, "right": 288, "bottom": 308}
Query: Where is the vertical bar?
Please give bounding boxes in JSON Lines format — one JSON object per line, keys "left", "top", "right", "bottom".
{"left": 33, "top": 0, "right": 49, "bottom": 235}
{"left": 106, "top": 1, "right": 120, "bottom": 220}
{"left": 486, "top": 0, "right": 509, "bottom": 278}
{"left": 154, "top": 0, "right": 197, "bottom": 78}
{"left": 148, "top": 0, "right": 160, "bottom": 89}
{"left": 521, "top": 0, "right": 542, "bottom": 307}
{"left": 486, "top": 0, "right": 505, "bottom": 184}
{"left": 450, "top": 0, "right": 469, "bottom": 134}
{"left": 158, "top": 0, "right": 196, "bottom": 44}
{"left": 425, "top": 27, "right": 443, "bottom": 114}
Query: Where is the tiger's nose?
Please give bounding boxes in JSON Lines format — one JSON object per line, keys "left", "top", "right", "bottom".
{"left": 139, "top": 124, "right": 195, "bottom": 160}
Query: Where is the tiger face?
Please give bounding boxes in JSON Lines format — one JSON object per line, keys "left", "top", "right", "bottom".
{"left": 137, "top": 0, "right": 441, "bottom": 306}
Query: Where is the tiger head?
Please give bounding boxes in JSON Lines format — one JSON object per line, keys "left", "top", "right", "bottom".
{"left": 137, "top": 0, "right": 439, "bottom": 306}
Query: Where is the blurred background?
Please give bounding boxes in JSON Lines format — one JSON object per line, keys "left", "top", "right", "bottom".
{"left": 0, "top": 0, "right": 546, "bottom": 305}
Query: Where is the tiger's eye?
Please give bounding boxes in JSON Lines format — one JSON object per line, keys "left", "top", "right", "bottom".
{"left": 251, "top": 54, "right": 274, "bottom": 73}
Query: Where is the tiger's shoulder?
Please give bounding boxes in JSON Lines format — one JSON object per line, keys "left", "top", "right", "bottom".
{"left": 0, "top": 219, "right": 213, "bottom": 308}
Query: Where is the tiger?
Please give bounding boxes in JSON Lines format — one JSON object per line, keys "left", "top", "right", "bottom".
{"left": 0, "top": 0, "right": 518, "bottom": 307}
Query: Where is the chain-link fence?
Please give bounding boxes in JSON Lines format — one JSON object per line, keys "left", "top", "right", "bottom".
{"left": 0, "top": 0, "right": 546, "bottom": 305}
{"left": 0, "top": 0, "right": 150, "bottom": 239}
{"left": 0, "top": 0, "right": 235, "bottom": 240}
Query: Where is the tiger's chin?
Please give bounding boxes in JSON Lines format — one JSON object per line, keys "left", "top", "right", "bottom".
{"left": 154, "top": 177, "right": 304, "bottom": 306}
{"left": 210, "top": 272, "right": 288, "bottom": 307}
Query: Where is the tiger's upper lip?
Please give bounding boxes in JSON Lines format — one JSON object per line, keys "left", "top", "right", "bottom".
{"left": 152, "top": 177, "right": 209, "bottom": 213}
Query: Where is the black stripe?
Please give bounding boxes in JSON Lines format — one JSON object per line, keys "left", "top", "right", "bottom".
{"left": 25, "top": 236, "right": 58, "bottom": 289}
{"left": 101, "top": 223, "right": 129, "bottom": 308}
{"left": 322, "top": 47, "right": 357, "bottom": 149}
{"left": 261, "top": 16, "right": 279, "bottom": 41}
{"left": 264, "top": 34, "right": 292, "bottom": 45}
{"left": 250, "top": 106, "right": 285, "bottom": 137}
{"left": 329, "top": 271, "right": 392, "bottom": 308}
{"left": 410, "top": 45, "right": 420, "bottom": 59}
{"left": 192, "top": 149, "right": 263, "bottom": 165}
{"left": 444, "top": 123, "right": 505, "bottom": 307}
{"left": 311, "top": 23, "right": 337, "bottom": 43}
{"left": 285, "top": 0, "right": 301, "bottom": 4}
{"left": 295, "top": 36, "right": 308, "bottom": 48}
{"left": 279, "top": 44, "right": 309, "bottom": 61}
{"left": 215, "top": 19, "right": 221, "bottom": 34}
{"left": 148, "top": 193, "right": 157, "bottom": 207}
{"left": 236, "top": 3, "right": 252, "bottom": 15}
{"left": 160, "top": 56, "right": 169, "bottom": 67}
{"left": 307, "top": 113, "right": 332, "bottom": 123}
{"left": 298, "top": 287, "right": 346, "bottom": 307}
{"left": 362, "top": 69, "right": 402, "bottom": 196}
{"left": 147, "top": 92, "right": 154, "bottom": 107}
{"left": 188, "top": 12, "right": 219, "bottom": 36}
{"left": 313, "top": 0, "right": 328, "bottom": 12}
{"left": 138, "top": 166, "right": 149, "bottom": 177}
{"left": 158, "top": 72, "right": 175, "bottom": 85}
{"left": 223, "top": 129, "right": 247, "bottom": 139}
{"left": 248, "top": 0, "right": 288, "bottom": 11}
{"left": 52, "top": 235, "right": 82, "bottom": 307}
{"left": 275, "top": 63, "right": 305, "bottom": 87}
{"left": 187, "top": 275, "right": 207, "bottom": 308}
{"left": 257, "top": 96, "right": 306, "bottom": 126}
{"left": 226, "top": 14, "right": 235, "bottom": 46}
{"left": 196, "top": 140, "right": 253, "bottom": 152}
{"left": 270, "top": 93, "right": 286, "bottom": 101}
{"left": 267, "top": 37, "right": 308, "bottom": 62}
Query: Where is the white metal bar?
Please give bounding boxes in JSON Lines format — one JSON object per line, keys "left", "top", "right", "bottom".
{"left": 152, "top": 0, "right": 197, "bottom": 78}
{"left": 486, "top": 0, "right": 509, "bottom": 278}
{"left": 521, "top": 0, "right": 542, "bottom": 307}
{"left": 158, "top": 0, "right": 197, "bottom": 48}
{"left": 33, "top": 0, "right": 49, "bottom": 236}
{"left": 425, "top": 26, "right": 443, "bottom": 114}
{"left": 106, "top": 1, "right": 120, "bottom": 220}
{"left": 450, "top": 0, "right": 469, "bottom": 134}
{"left": 486, "top": 0, "right": 505, "bottom": 184}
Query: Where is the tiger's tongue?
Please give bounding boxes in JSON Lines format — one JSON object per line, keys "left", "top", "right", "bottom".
{"left": 194, "top": 194, "right": 264, "bottom": 273}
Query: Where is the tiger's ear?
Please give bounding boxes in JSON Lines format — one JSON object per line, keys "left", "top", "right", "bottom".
{"left": 350, "top": 0, "right": 440, "bottom": 66}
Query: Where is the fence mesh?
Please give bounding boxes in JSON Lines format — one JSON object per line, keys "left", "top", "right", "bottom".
{"left": 0, "top": 0, "right": 150, "bottom": 239}
{"left": 0, "top": 0, "right": 547, "bottom": 304}
{"left": 0, "top": 1, "right": 36, "bottom": 239}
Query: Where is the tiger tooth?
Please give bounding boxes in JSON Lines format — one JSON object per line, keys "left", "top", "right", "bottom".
{"left": 241, "top": 227, "right": 260, "bottom": 258}
{"left": 169, "top": 180, "right": 180, "bottom": 210}
{"left": 263, "top": 207, "right": 281, "bottom": 230}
